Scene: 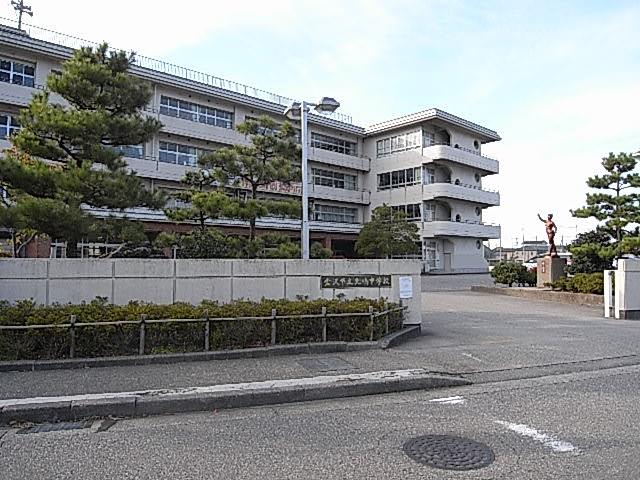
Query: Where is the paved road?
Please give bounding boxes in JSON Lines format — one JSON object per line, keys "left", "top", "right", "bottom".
{"left": 2, "top": 364, "right": 640, "bottom": 479}
{"left": 3, "top": 291, "right": 640, "bottom": 479}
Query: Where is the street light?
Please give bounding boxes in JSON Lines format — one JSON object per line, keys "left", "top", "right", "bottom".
{"left": 284, "top": 97, "right": 341, "bottom": 259}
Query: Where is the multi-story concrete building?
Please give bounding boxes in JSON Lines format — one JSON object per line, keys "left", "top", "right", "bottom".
{"left": 0, "top": 22, "right": 501, "bottom": 272}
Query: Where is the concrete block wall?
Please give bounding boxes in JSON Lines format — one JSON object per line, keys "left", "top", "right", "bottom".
{"left": 0, "top": 259, "right": 422, "bottom": 325}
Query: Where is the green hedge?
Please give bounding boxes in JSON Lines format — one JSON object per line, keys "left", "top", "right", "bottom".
{"left": 550, "top": 273, "right": 604, "bottom": 295}
{"left": 0, "top": 298, "right": 403, "bottom": 361}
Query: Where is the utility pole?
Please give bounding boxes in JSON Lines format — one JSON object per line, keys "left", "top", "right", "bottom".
{"left": 11, "top": 0, "right": 33, "bottom": 30}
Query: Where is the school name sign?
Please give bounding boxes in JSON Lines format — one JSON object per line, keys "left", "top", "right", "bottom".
{"left": 321, "top": 275, "right": 392, "bottom": 289}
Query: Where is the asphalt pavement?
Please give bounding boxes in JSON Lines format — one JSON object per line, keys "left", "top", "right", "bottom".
{"left": 2, "top": 364, "right": 640, "bottom": 479}
{"left": 3, "top": 290, "right": 640, "bottom": 478}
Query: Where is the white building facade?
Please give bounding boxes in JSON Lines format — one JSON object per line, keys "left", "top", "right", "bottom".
{"left": 0, "top": 23, "right": 501, "bottom": 273}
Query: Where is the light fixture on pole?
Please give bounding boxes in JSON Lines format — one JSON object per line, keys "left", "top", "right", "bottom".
{"left": 284, "top": 97, "right": 340, "bottom": 260}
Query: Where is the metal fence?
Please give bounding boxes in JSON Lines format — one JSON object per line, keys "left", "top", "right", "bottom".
{"left": 0, "top": 306, "right": 406, "bottom": 359}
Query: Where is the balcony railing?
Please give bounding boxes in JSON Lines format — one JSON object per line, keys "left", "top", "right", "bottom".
{"left": 0, "top": 17, "right": 354, "bottom": 125}
{"left": 423, "top": 141, "right": 497, "bottom": 162}
{"left": 423, "top": 143, "right": 499, "bottom": 174}
{"left": 420, "top": 220, "right": 501, "bottom": 239}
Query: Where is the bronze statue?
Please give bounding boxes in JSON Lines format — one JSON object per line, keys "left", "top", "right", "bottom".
{"left": 537, "top": 213, "right": 558, "bottom": 257}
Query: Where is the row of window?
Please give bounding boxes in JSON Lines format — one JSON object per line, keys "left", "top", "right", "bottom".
{"left": 312, "top": 168, "right": 357, "bottom": 191}
{"left": 377, "top": 167, "right": 422, "bottom": 190}
{"left": 159, "top": 141, "right": 211, "bottom": 167}
{"left": 159, "top": 95, "right": 233, "bottom": 129}
{"left": 312, "top": 204, "right": 358, "bottom": 224}
{"left": 0, "top": 113, "right": 20, "bottom": 139}
{"left": 376, "top": 130, "right": 421, "bottom": 157}
{"left": 390, "top": 204, "right": 422, "bottom": 221}
{"left": 310, "top": 132, "right": 357, "bottom": 156}
{"left": 0, "top": 58, "right": 35, "bottom": 87}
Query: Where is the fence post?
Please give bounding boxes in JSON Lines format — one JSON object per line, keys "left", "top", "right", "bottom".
{"left": 271, "top": 309, "right": 277, "bottom": 345}
{"left": 369, "top": 306, "right": 374, "bottom": 341}
{"left": 383, "top": 302, "right": 389, "bottom": 335}
{"left": 322, "top": 306, "right": 327, "bottom": 342}
{"left": 69, "top": 314, "right": 76, "bottom": 359}
{"left": 204, "top": 310, "right": 210, "bottom": 352}
{"left": 139, "top": 314, "right": 147, "bottom": 355}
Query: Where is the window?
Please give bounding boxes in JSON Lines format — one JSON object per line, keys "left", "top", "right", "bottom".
{"left": 312, "top": 168, "right": 357, "bottom": 190}
{"left": 0, "top": 113, "right": 20, "bottom": 139}
{"left": 376, "top": 167, "right": 421, "bottom": 190}
{"left": 424, "top": 167, "right": 435, "bottom": 185}
{"left": 422, "top": 131, "right": 435, "bottom": 147}
{"left": 313, "top": 204, "right": 358, "bottom": 224}
{"left": 310, "top": 132, "right": 357, "bottom": 156}
{"left": 159, "top": 141, "right": 209, "bottom": 167}
{"left": 0, "top": 58, "right": 35, "bottom": 87}
{"left": 423, "top": 202, "right": 436, "bottom": 222}
{"left": 160, "top": 96, "right": 233, "bottom": 129}
{"left": 375, "top": 130, "right": 420, "bottom": 157}
{"left": 425, "top": 240, "right": 437, "bottom": 269}
{"left": 391, "top": 204, "right": 421, "bottom": 221}
{"left": 113, "top": 144, "right": 144, "bottom": 159}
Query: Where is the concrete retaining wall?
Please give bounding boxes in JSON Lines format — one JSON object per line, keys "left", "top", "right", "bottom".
{"left": 0, "top": 259, "right": 422, "bottom": 324}
{"left": 471, "top": 286, "right": 603, "bottom": 306}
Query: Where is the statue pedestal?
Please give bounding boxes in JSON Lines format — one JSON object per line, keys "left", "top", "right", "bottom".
{"left": 537, "top": 256, "right": 567, "bottom": 288}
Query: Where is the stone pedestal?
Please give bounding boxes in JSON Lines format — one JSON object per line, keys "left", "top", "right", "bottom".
{"left": 537, "top": 256, "right": 567, "bottom": 288}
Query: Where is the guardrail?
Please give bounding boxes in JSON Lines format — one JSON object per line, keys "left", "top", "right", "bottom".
{"left": 0, "top": 306, "right": 406, "bottom": 359}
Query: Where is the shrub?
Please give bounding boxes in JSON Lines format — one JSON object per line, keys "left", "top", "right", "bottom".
{"left": 0, "top": 297, "right": 402, "bottom": 361}
{"left": 550, "top": 273, "right": 604, "bottom": 295}
{"left": 491, "top": 261, "right": 527, "bottom": 287}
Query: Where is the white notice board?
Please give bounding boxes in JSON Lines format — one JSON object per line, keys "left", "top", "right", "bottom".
{"left": 399, "top": 276, "right": 413, "bottom": 299}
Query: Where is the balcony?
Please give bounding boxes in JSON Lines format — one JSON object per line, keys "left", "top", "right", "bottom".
{"left": 421, "top": 220, "right": 500, "bottom": 239}
{"left": 85, "top": 206, "right": 362, "bottom": 234}
{"left": 308, "top": 146, "right": 370, "bottom": 172}
{"left": 140, "top": 108, "right": 248, "bottom": 146}
{"left": 423, "top": 182, "right": 499, "bottom": 206}
{"left": 308, "top": 183, "right": 370, "bottom": 204}
{"left": 423, "top": 144, "right": 499, "bottom": 174}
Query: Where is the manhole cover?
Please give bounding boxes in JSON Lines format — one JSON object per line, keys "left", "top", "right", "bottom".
{"left": 17, "top": 421, "right": 93, "bottom": 434}
{"left": 403, "top": 435, "right": 495, "bottom": 471}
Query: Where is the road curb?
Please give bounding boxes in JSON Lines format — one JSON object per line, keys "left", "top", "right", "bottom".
{"left": 378, "top": 325, "right": 421, "bottom": 349}
{"left": 0, "top": 370, "right": 470, "bottom": 425}
{"left": 0, "top": 341, "right": 380, "bottom": 373}
{"left": 0, "top": 327, "right": 421, "bottom": 373}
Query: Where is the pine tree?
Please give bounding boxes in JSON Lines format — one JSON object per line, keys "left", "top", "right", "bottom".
{"left": 0, "top": 43, "right": 164, "bottom": 257}
{"left": 355, "top": 205, "right": 420, "bottom": 259}
{"left": 571, "top": 152, "right": 640, "bottom": 258}
{"left": 199, "top": 115, "right": 301, "bottom": 240}
{"left": 164, "top": 170, "right": 232, "bottom": 232}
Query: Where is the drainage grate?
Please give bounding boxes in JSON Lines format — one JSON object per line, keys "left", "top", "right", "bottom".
{"left": 297, "top": 356, "right": 354, "bottom": 372}
{"left": 17, "top": 421, "right": 93, "bottom": 435}
{"left": 403, "top": 435, "right": 495, "bottom": 471}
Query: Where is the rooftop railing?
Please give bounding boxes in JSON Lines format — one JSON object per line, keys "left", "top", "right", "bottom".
{"left": 0, "top": 17, "right": 354, "bottom": 125}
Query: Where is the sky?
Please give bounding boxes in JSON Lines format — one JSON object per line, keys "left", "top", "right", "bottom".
{"left": 2, "top": 0, "right": 639, "bottom": 247}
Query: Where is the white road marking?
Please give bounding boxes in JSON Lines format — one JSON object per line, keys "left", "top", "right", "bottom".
{"left": 462, "top": 353, "right": 483, "bottom": 363}
{"left": 0, "top": 368, "right": 429, "bottom": 408}
{"left": 495, "top": 421, "right": 579, "bottom": 454}
{"left": 430, "top": 395, "right": 465, "bottom": 405}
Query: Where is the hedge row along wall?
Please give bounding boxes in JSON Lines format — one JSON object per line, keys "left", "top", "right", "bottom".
{"left": 0, "top": 298, "right": 404, "bottom": 361}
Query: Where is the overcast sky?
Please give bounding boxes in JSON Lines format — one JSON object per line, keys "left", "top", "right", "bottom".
{"left": 2, "top": 0, "right": 639, "bottom": 247}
